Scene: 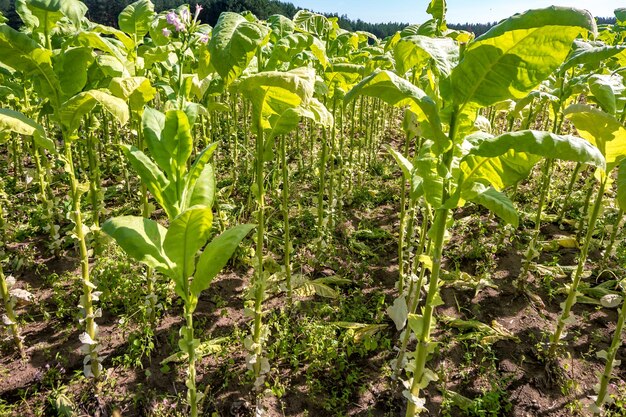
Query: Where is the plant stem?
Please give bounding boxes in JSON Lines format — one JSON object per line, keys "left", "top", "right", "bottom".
{"left": 593, "top": 290, "right": 626, "bottom": 413}
{"left": 64, "top": 142, "right": 100, "bottom": 379}
{"left": 517, "top": 159, "right": 553, "bottom": 289}
{"left": 549, "top": 177, "right": 607, "bottom": 356}
{"left": 0, "top": 203, "right": 25, "bottom": 358}
{"left": 405, "top": 207, "right": 448, "bottom": 417}
{"left": 602, "top": 209, "right": 624, "bottom": 267}
{"left": 184, "top": 305, "right": 198, "bottom": 417}
{"left": 556, "top": 162, "right": 582, "bottom": 223}
{"left": 280, "top": 135, "right": 292, "bottom": 301}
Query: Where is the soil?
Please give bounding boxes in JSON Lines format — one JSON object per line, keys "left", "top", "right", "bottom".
{"left": 1, "top": 168, "right": 625, "bottom": 417}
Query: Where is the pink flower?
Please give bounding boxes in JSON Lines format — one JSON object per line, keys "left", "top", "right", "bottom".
{"left": 199, "top": 33, "right": 209, "bottom": 44}
{"left": 162, "top": 27, "right": 171, "bottom": 37}
{"left": 166, "top": 11, "right": 178, "bottom": 25}
{"left": 194, "top": 4, "right": 203, "bottom": 21}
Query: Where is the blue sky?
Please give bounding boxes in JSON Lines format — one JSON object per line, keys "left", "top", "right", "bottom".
{"left": 287, "top": 0, "right": 623, "bottom": 24}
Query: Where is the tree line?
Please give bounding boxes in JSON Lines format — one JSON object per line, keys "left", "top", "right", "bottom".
{"left": 0, "top": 0, "right": 616, "bottom": 39}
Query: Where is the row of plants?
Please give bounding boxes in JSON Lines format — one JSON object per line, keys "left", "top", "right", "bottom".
{"left": 0, "top": 0, "right": 625, "bottom": 415}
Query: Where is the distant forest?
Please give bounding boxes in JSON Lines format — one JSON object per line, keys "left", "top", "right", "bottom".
{"left": 0, "top": 0, "right": 618, "bottom": 39}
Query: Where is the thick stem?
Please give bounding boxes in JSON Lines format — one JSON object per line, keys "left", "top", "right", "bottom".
{"left": 65, "top": 142, "right": 100, "bottom": 379}
{"left": 280, "top": 135, "right": 292, "bottom": 301}
{"left": 317, "top": 128, "right": 329, "bottom": 252}
{"left": 593, "top": 293, "right": 626, "bottom": 413}
{"left": 549, "top": 177, "right": 607, "bottom": 356}
{"left": 0, "top": 250, "right": 25, "bottom": 358}
{"left": 397, "top": 130, "right": 411, "bottom": 294}
{"left": 185, "top": 305, "right": 198, "bottom": 417}
{"left": 252, "top": 121, "right": 266, "bottom": 383}
{"left": 405, "top": 208, "right": 449, "bottom": 417}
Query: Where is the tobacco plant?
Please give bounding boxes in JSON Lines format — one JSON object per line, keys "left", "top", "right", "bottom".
{"left": 346, "top": 4, "right": 605, "bottom": 414}
{"left": 103, "top": 208, "right": 254, "bottom": 417}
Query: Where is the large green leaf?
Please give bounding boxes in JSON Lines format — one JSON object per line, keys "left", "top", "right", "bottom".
{"left": 0, "top": 25, "right": 60, "bottom": 101}
{"left": 161, "top": 110, "right": 194, "bottom": 183}
{"left": 191, "top": 224, "right": 255, "bottom": 297}
{"left": 414, "top": 141, "right": 443, "bottom": 208}
{"left": 208, "top": 12, "right": 270, "bottom": 86}
{"left": 0, "top": 108, "right": 54, "bottom": 151}
{"left": 163, "top": 207, "right": 213, "bottom": 285}
{"left": 267, "top": 14, "right": 295, "bottom": 43}
{"left": 75, "top": 32, "right": 129, "bottom": 70}
{"left": 448, "top": 7, "right": 596, "bottom": 107}
{"left": 60, "top": 90, "right": 129, "bottom": 135}
{"left": 468, "top": 130, "right": 606, "bottom": 170}
{"left": 237, "top": 67, "right": 315, "bottom": 132}
{"left": 141, "top": 106, "right": 171, "bottom": 176}
{"left": 560, "top": 40, "right": 626, "bottom": 73}
{"left": 53, "top": 47, "right": 94, "bottom": 99}
{"left": 102, "top": 215, "right": 171, "bottom": 273}
{"left": 385, "top": 144, "right": 413, "bottom": 181}
{"left": 588, "top": 75, "right": 624, "bottom": 116}
{"left": 118, "top": 0, "right": 155, "bottom": 39}
{"left": 19, "top": 0, "right": 86, "bottom": 32}
{"left": 181, "top": 142, "right": 218, "bottom": 210}
{"left": 186, "top": 164, "right": 215, "bottom": 210}
{"left": 121, "top": 144, "right": 177, "bottom": 219}
{"left": 293, "top": 10, "right": 332, "bottom": 39}
{"left": 393, "top": 35, "right": 458, "bottom": 77}
{"left": 458, "top": 147, "right": 541, "bottom": 192}
{"left": 109, "top": 76, "right": 156, "bottom": 113}
{"left": 564, "top": 104, "right": 626, "bottom": 171}
{"left": 344, "top": 70, "right": 448, "bottom": 150}
{"left": 467, "top": 184, "right": 518, "bottom": 227}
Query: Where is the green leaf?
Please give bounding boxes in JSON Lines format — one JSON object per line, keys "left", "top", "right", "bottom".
{"left": 293, "top": 10, "right": 332, "bottom": 38}
{"left": 0, "top": 25, "right": 60, "bottom": 101}
{"left": 141, "top": 106, "right": 170, "bottom": 176}
{"left": 121, "top": 144, "right": 177, "bottom": 219}
{"left": 191, "top": 224, "right": 255, "bottom": 297}
{"left": 458, "top": 146, "right": 541, "bottom": 193}
{"left": 468, "top": 130, "right": 605, "bottom": 171}
{"left": 102, "top": 216, "right": 171, "bottom": 273}
{"left": 415, "top": 141, "right": 443, "bottom": 208}
{"left": 426, "top": 0, "right": 446, "bottom": 23}
{"left": 268, "top": 14, "right": 295, "bottom": 43}
{"left": 162, "top": 110, "right": 194, "bottom": 182}
{"left": 618, "top": 159, "right": 626, "bottom": 211}
{"left": 561, "top": 40, "right": 626, "bottom": 73}
{"left": 182, "top": 143, "right": 218, "bottom": 210}
{"left": 118, "top": 0, "right": 155, "bottom": 39}
{"left": 448, "top": 7, "right": 596, "bottom": 107}
{"left": 109, "top": 76, "right": 156, "bottom": 113}
{"left": 385, "top": 144, "right": 413, "bottom": 180}
{"left": 60, "top": 90, "right": 129, "bottom": 135}
{"left": 53, "top": 47, "right": 94, "bottom": 98}
{"left": 164, "top": 207, "right": 214, "bottom": 284}
{"left": 466, "top": 184, "right": 518, "bottom": 227}
{"left": 588, "top": 75, "right": 623, "bottom": 116}
{"left": 393, "top": 35, "right": 458, "bottom": 77}
{"left": 237, "top": 67, "right": 316, "bottom": 133}
{"left": 20, "top": 0, "right": 86, "bottom": 32}
{"left": 564, "top": 104, "right": 626, "bottom": 171}
{"left": 186, "top": 163, "right": 215, "bottom": 210}
{"left": 344, "top": 70, "right": 448, "bottom": 150}
{"left": 209, "top": 12, "right": 270, "bottom": 86}
{"left": 0, "top": 108, "right": 54, "bottom": 152}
